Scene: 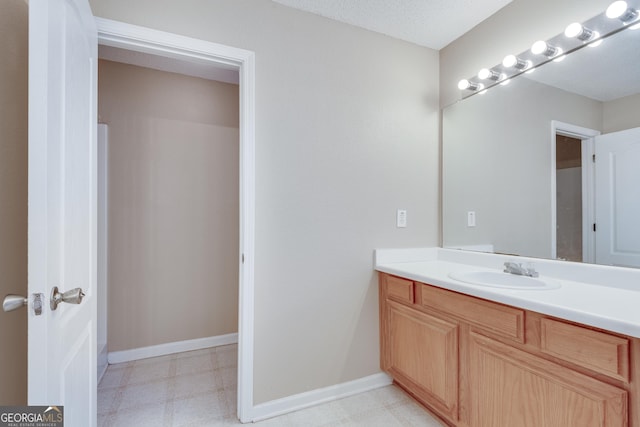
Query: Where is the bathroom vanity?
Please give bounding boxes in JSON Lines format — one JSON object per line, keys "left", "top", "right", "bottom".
{"left": 376, "top": 248, "right": 640, "bottom": 427}
{"left": 416, "top": 2, "right": 640, "bottom": 424}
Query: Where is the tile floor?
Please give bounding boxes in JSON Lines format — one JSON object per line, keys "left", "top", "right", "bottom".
{"left": 98, "top": 344, "right": 445, "bottom": 426}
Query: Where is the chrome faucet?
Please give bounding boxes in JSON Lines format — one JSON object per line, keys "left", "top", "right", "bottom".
{"left": 504, "top": 261, "right": 539, "bottom": 278}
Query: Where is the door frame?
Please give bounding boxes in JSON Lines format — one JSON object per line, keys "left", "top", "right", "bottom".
{"left": 550, "top": 121, "right": 599, "bottom": 263}
{"left": 96, "top": 18, "right": 256, "bottom": 422}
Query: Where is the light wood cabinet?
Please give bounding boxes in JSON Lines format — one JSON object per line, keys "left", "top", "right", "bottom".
{"left": 469, "top": 332, "right": 627, "bottom": 427}
{"left": 379, "top": 272, "right": 637, "bottom": 427}
{"left": 539, "top": 317, "right": 630, "bottom": 382}
{"left": 385, "top": 300, "right": 459, "bottom": 420}
{"left": 420, "top": 283, "right": 525, "bottom": 343}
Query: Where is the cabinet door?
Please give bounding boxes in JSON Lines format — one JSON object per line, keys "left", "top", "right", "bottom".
{"left": 386, "top": 301, "right": 459, "bottom": 420}
{"left": 469, "top": 332, "right": 627, "bottom": 427}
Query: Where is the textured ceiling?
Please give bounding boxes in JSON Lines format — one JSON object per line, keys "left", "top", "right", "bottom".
{"left": 271, "top": 0, "right": 513, "bottom": 50}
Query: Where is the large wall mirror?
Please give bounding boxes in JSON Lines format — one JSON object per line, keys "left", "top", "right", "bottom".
{"left": 443, "top": 7, "right": 640, "bottom": 268}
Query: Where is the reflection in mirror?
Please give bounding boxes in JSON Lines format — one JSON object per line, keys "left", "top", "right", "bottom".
{"left": 555, "top": 134, "right": 583, "bottom": 263}
{"left": 443, "top": 22, "right": 640, "bottom": 268}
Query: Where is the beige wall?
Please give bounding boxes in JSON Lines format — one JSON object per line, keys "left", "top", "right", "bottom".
{"left": 89, "top": 0, "right": 440, "bottom": 404}
{"left": 603, "top": 93, "right": 640, "bottom": 134}
{"left": 98, "top": 60, "right": 240, "bottom": 351}
{"left": 440, "top": 0, "right": 612, "bottom": 108}
{"left": 0, "top": 0, "right": 28, "bottom": 405}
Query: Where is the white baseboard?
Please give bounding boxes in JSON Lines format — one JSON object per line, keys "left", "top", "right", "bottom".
{"left": 97, "top": 343, "right": 108, "bottom": 383}
{"left": 107, "top": 333, "right": 238, "bottom": 364}
{"left": 250, "top": 372, "right": 392, "bottom": 422}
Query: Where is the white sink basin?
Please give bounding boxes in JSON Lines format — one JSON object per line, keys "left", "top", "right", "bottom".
{"left": 448, "top": 271, "right": 561, "bottom": 290}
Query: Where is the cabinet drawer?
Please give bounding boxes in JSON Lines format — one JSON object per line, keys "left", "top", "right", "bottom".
{"left": 420, "top": 284, "right": 524, "bottom": 343}
{"left": 386, "top": 275, "right": 414, "bottom": 304}
{"left": 540, "top": 318, "right": 630, "bottom": 382}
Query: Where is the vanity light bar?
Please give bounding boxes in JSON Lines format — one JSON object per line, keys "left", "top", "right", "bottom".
{"left": 456, "top": 0, "right": 638, "bottom": 95}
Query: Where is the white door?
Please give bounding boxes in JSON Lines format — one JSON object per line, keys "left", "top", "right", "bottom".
{"left": 595, "top": 127, "right": 640, "bottom": 268}
{"left": 28, "top": 0, "right": 98, "bottom": 425}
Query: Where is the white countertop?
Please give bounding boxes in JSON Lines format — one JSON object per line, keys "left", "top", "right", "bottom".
{"left": 375, "top": 248, "right": 640, "bottom": 338}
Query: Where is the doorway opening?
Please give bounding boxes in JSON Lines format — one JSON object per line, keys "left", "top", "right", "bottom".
{"left": 555, "top": 134, "right": 583, "bottom": 262}
{"left": 97, "top": 55, "right": 240, "bottom": 369}
{"left": 550, "top": 121, "right": 599, "bottom": 264}
{"left": 95, "top": 18, "right": 255, "bottom": 422}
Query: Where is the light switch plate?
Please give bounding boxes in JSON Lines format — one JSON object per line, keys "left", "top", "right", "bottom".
{"left": 467, "top": 211, "right": 476, "bottom": 227}
{"left": 397, "top": 209, "right": 407, "bottom": 228}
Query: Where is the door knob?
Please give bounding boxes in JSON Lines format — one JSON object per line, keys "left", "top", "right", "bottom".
{"left": 50, "top": 286, "right": 85, "bottom": 311}
{"left": 3, "top": 293, "right": 43, "bottom": 315}
{"left": 3, "top": 294, "right": 27, "bottom": 312}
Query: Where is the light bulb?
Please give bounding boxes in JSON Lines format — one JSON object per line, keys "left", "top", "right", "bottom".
{"left": 606, "top": 0, "right": 639, "bottom": 22}
{"left": 477, "top": 68, "right": 492, "bottom": 80}
{"left": 458, "top": 79, "right": 471, "bottom": 90}
{"left": 564, "top": 22, "right": 595, "bottom": 41}
{"left": 531, "top": 40, "right": 548, "bottom": 55}
{"left": 477, "top": 68, "right": 504, "bottom": 81}
{"left": 502, "top": 55, "right": 517, "bottom": 67}
{"left": 502, "top": 55, "right": 531, "bottom": 70}
{"left": 531, "top": 40, "right": 560, "bottom": 57}
{"left": 565, "top": 23, "right": 583, "bottom": 38}
{"left": 607, "top": 1, "right": 628, "bottom": 18}
{"left": 458, "top": 79, "right": 482, "bottom": 91}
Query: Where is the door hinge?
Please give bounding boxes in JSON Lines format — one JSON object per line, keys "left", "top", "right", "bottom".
{"left": 242, "top": 253, "right": 245, "bottom": 264}
{"left": 592, "top": 154, "right": 596, "bottom": 163}
{"left": 593, "top": 223, "right": 597, "bottom": 232}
